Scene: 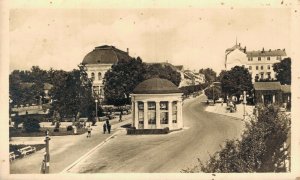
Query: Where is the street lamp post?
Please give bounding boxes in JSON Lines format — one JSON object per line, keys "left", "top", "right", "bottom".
{"left": 95, "top": 99, "right": 98, "bottom": 121}
{"left": 243, "top": 91, "right": 247, "bottom": 120}
{"left": 42, "top": 129, "right": 51, "bottom": 173}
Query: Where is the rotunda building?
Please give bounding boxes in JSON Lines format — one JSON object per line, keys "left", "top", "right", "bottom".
{"left": 131, "top": 78, "right": 183, "bottom": 130}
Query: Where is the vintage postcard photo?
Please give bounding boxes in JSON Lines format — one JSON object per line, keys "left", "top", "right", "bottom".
{"left": 1, "top": 0, "right": 300, "bottom": 179}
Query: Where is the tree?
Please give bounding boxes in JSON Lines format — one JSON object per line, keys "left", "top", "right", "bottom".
{"left": 273, "top": 57, "right": 291, "bottom": 85}
{"left": 199, "top": 68, "right": 217, "bottom": 84}
{"left": 221, "top": 66, "right": 253, "bottom": 101}
{"left": 103, "top": 57, "right": 147, "bottom": 106}
{"left": 103, "top": 58, "right": 182, "bottom": 106}
{"left": 182, "top": 104, "right": 291, "bottom": 173}
{"left": 50, "top": 64, "right": 98, "bottom": 120}
{"left": 23, "top": 118, "right": 41, "bottom": 132}
{"left": 204, "top": 84, "right": 222, "bottom": 101}
{"left": 216, "top": 70, "right": 227, "bottom": 82}
{"left": 144, "top": 63, "right": 181, "bottom": 86}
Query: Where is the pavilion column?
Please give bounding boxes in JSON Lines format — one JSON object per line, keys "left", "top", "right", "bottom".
{"left": 156, "top": 101, "right": 161, "bottom": 129}
{"left": 144, "top": 101, "right": 148, "bottom": 129}
{"left": 273, "top": 94, "right": 276, "bottom": 103}
{"left": 177, "top": 100, "right": 183, "bottom": 128}
{"left": 168, "top": 101, "right": 172, "bottom": 129}
{"left": 261, "top": 94, "right": 264, "bottom": 103}
{"left": 134, "top": 101, "right": 138, "bottom": 129}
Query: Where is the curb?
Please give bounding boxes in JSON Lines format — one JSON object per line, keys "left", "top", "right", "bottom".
{"left": 60, "top": 130, "right": 121, "bottom": 173}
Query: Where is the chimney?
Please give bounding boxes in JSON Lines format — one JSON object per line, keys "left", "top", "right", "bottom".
{"left": 127, "top": 48, "right": 129, "bottom": 55}
{"left": 244, "top": 46, "right": 247, "bottom": 53}
{"left": 262, "top": 47, "right": 265, "bottom": 53}
{"left": 283, "top": 48, "right": 285, "bottom": 51}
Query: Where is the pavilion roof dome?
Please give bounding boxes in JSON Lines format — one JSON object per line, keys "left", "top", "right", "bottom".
{"left": 82, "top": 45, "right": 132, "bottom": 65}
{"left": 132, "top": 78, "right": 182, "bottom": 94}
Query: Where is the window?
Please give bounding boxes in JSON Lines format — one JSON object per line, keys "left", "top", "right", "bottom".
{"left": 267, "top": 57, "right": 270, "bottom": 60}
{"left": 98, "top": 72, "right": 102, "bottom": 80}
{"left": 148, "top": 102, "right": 156, "bottom": 124}
{"left": 267, "top": 65, "right": 271, "bottom": 70}
{"left": 138, "top": 102, "right": 144, "bottom": 124}
{"left": 93, "top": 86, "right": 99, "bottom": 95}
{"left": 248, "top": 57, "right": 253, "bottom": 61}
{"left": 172, "top": 102, "right": 177, "bottom": 123}
{"left": 91, "top": 72, "right": 95, "bottom": 81}
{"left": 249, "top": 66, "right": 252, "bottom": 70}
{"left": 256, "top": 66, "right": 259, "bottom": 70}
{"left": 267, "top": 72, "right": 271, "bottom": 79}
{"left": 261, "top": 66, "right": 264, "bottom": 70}
{"left": 160, "top": 102, "right": 168, "bottom": 124}
{"left": 258, "top": 57, "right": 261, "bottom": 61}
{"left": 260, "top": 73, "right": 264, "bottom": 79}
{"left": 277, "top": 56, "right": 281, "bottom": 60}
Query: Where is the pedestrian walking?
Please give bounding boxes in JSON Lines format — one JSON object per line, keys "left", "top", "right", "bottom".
{"left": 87, "top": 125, "right": 92, "bottom": 138}
{"left": 107, "top": 123, "right": 111, "bottom": 134}
{"left": 119, "top": 111, "right": 122, "bottom": 122}
{"left": 103, "top": 123, "right": 107, "bottom": 134}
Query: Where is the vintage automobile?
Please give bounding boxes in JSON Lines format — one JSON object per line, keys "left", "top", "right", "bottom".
{"left": 18, "top": 146, "right": 36, "bottom": 157}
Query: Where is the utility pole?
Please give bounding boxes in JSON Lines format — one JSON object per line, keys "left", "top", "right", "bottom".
{"left": 95, "top": 99, "right": 98, "bottom": 121}
{"left": 243, "top": 91, "right": 247, "bottom": 120}
{"left": 42, "top": 130, "right": 51, "bottom": 173}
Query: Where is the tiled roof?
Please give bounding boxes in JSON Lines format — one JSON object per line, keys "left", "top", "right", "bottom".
{"left": 281, "top": 85, "right": 291, "bottom": 93}
{"left": 82, "top": 45, "right": 131, "bottom": 65}
{"left": 254, "top": 82, "right": 282, "bottom": 91}
{"left": 132, "top": 78, "right": 182, "bottom": 94}
{"left": 246, "top": 49, "right": 286, "bottom": 57}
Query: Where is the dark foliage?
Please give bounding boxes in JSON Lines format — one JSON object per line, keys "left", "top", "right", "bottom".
{"left": 273, "top": 57, "right": 291, "bottom": 85}
{"left": 23, "top": 118, "right": 40, "bottom": 132}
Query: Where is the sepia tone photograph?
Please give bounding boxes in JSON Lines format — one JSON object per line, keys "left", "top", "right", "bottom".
{"left": 1, "top": 0, "right": 300, "bottom": 180}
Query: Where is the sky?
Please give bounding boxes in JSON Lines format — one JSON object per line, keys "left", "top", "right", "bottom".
{"left": 9, "top": 8, "right": 291, "bottom": 74}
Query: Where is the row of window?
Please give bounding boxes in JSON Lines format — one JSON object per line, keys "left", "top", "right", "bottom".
{"left": 256, "top": 72, "right": 272, "bottom": 79}
{"left": 248, "top": 65, "right": 271, "bottom": 70}
{"left": 138, "top": 101, "right": 178, "bottom": 124}
{"left": 90, "top": 72, "right": 102, "bottom": 81}
{"left": 248, "top": 56, "right": 281, "bottom": 61}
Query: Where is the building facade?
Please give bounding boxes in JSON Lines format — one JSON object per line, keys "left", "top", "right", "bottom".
{"left": 225, "top": 42, "right": 287, "bottom": 81}
{"left": 131, "top": 78, "right": 183, "bottom": 130}
{"left": 82, "top": 45, "right": 132, "bottom": 99}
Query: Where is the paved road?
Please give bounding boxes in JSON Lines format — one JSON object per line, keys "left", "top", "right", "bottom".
{"left": 67, "top": 95, "right": 245, "bottom": 173}
{"left": 10, "top": 116, "right": 131, "bottom": 174}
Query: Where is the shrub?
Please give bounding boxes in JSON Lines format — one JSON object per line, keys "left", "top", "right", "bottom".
{"left": 66, "top": 125, "right": 73, "bottom": 131}
{"left": 23, "top": 118, "right": 40, "bottom": 132}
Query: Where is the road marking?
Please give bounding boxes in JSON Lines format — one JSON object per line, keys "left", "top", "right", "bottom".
{"left": 60, "top": 130, "right": 121, "bottom": 173}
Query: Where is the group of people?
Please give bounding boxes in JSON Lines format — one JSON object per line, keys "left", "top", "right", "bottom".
{"left": 103, "top": 120, "right": 111, "bottom": 134}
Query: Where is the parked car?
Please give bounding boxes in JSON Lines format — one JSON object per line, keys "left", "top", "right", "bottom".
{"left": 215, "top": 98, "right": 224, "bottom": 103}
{"left": 18, "top": 146, "right": 36, "bottom": 157}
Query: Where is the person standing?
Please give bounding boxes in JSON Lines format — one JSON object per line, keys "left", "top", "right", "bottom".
{"left": 107, "top": 121, "right": 111, "bottom": 134}
{"left": 87, "top": 125, "right": 92, "bottom": 138}
{"left": 119, "top": 111, "right": 122, "bottom": 122}
{"left": 103, "top": 123, "right": 107, "bottom": 134}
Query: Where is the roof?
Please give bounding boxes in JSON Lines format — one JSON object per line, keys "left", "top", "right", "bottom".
{"left": 132, "top": 78, "right": 182, "bottom": 94}
{"left": 254, "top": 82, "right": 282, "bottom": 91}
{"left": 281, "top": 85, "right": 291, "bottom": 93}
{"left": 225, "top": 44, "right": 246, "bottom": 52}
{"left": 246, "top": 49, "right": 286, "bottom": 57}
{"left": 82, "top": 45, "right": 131, "bottom": 65}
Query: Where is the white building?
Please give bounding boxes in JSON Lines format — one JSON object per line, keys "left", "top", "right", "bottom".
{"left": 225, "top": 42, "right": 287, "bottom": 81}
{"left": 131, "top": 78, "right": 183, "bottom": 130}
{"left": 82, "top": 45, "right": 132, "bottom": 98}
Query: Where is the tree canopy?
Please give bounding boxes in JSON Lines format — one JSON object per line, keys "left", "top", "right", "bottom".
{"left": 103, "top": 57, "right": 181, "bottom": 106}
{"left": 182, "top": 104, "right": 291, "bottom": 173}
{"left": 199, "top": 68, "right": 217, "bottom": 84}
{"left": 273, "top": 57, "right": 291, "bottom": 85}
{"left": 220, "top": 66, "right": 253, "bottom": 100}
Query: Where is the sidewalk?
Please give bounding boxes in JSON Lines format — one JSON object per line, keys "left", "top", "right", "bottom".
{"left": 205, "top": 103, "right": 254, "bottom": 120}
{"left": 10, "top": 114, "right": 132, "bottom": 174}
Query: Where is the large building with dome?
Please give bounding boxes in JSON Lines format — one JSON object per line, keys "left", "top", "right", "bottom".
{"left": 130, "top": 78, "right": 183, "bottom": 130}
{"left": 82, "top": 45, "right": 132, "bottom": 99}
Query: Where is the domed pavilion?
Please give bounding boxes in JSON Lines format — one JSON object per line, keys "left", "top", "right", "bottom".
{"left": 130, "top": 78, "right": 183, "bottom": 130}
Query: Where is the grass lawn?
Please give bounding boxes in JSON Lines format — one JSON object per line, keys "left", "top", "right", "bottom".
{"left": 10, "top": 127, "right": 87, "bottom": 137}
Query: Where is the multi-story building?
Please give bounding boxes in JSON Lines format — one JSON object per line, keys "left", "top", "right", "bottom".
{"left": 225, "top": 42, "right": 287, "bottom": 81}
{"left": 82, "top": 45, "right": 132, "bottom": 99}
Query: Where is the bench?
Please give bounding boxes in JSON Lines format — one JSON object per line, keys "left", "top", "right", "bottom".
{"left": 18, "top": 146, "right": 36, "bottom": 157}
{"left": 9, "top": 152, "right": 16, "bottom": 162}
